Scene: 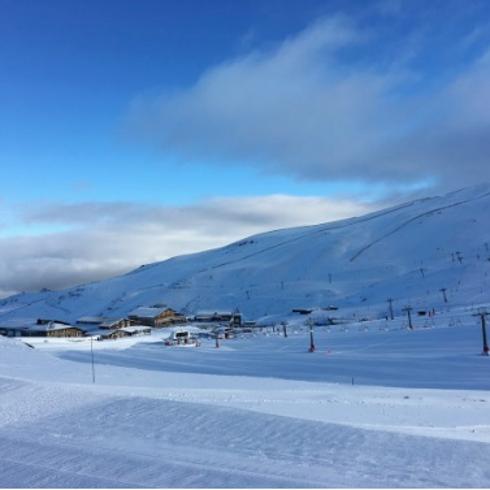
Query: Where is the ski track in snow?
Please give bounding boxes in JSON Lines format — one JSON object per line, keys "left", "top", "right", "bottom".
{"left": 349, "top": 190, "right": 490, "bottom": 262}
{"left": 1, "top": 319, "right": 490, "bottom": 488}
{"left": 3, "top": 185, "right": 490, "bottom": 486}
{"left": 2, "top": 380, "right": 490, "bottom": 488}
{"left": 5, "top": 183, "right": 490, "bottom": 321}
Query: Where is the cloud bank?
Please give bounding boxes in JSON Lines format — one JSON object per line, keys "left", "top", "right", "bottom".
{"left": 128, "top": 14, "right": 490, "bottom": 188}
{"left": 0, "top": 195, "right": 375, "bottom": 297}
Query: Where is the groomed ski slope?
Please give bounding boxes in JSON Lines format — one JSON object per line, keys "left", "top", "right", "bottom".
{"left": 1, "top": 311, "right": 490, "bottom": 488}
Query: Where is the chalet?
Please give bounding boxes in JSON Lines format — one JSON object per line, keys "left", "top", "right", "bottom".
{"left": 194, "top": 311, "right": 229, "bottom": 322}
{"left": 0, "top": 325, "right": 21, "bottom": 337}
{"left": 39, "top": 323, "right": 84, "bottom": 338}
{"left": 36, "top": 318, "right": 71, "bottom": 326}
{"left": 193, "top": 310, "right": 242, "bottom": 326}
{"left": 101, "top": 326, "right": 151, "bottom": 340}
{"left": 99, "top": 318, "right": 131, "bottom": 330}
{"left": 76, "top": 316, "right": 132, "bottom": 334}
{"left": 128, "top": 306, "right": 186, "bottom": 327}
{"left": 34, "top": 320, "right": 84, "bottom": 337}
{"left": 1, "top": 320, "right": 85, "bottom": 338}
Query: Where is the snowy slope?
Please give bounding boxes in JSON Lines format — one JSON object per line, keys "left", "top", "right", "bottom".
{"left": 2, "top": 183, "right": 490, "bottom": 322}
{"left": 1, "top": 320, "right": 490, "bottom": 488}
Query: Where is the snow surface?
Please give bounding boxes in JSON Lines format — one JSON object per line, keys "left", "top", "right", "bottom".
{"left": 3, "top": 183, "right": 490, "bottom": 322}
{"left": 2, "top": 184, "right": 490, "bottom": 487}
{"left": 1, "top": 312, "right": 490, "bottom": 487}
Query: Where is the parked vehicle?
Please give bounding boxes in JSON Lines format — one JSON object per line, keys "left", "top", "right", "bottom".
{"left": 164, "top": 329, "right": 200, "bottom": 347}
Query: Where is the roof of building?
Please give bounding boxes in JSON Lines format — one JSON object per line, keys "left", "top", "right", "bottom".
{"left": 83, "top": 327, "right": 108, "bottom": 337}
{"left": 76, "top": 316, "right": 106, "bottom": 324}
{"left": 37, "top": 318, "right": 71, "bottom": 326}
{"left": 100, "top": 330, "right": 130, "bottom": 337}
{"left": 100, "top": 326, "right": 151, "bottom": 337}
{"left": 99, "top": 318, "right": 126, "bottom": 328}
{"left": 51, "top": 323, "right": 82, "bottom": 332}
{"left": 119, "top": 326, "right": 151, "bottom": 333}
{"left": 28, "top": 321, "right": 82, "bottom": 332}
{"left": 194, "top": 310, "right": 236, "bottom": 317}
{"left": 128, "top": 306, "right": 173, "bottom": 318}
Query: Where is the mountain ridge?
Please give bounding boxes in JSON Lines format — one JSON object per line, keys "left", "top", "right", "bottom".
{"left": 2, "top": 183, "right": 490, "bottom": 322}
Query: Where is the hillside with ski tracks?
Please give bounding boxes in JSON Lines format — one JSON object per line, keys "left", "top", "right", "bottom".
{"left": 2, "top": 184, "right": 490, "bottom": 323}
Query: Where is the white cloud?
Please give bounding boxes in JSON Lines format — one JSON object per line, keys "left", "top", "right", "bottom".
{"left": 128, "top": 15, "right": 490, "bottom": 188}
{"left": 0, "top": 194, "right": 376, "bottom": 296}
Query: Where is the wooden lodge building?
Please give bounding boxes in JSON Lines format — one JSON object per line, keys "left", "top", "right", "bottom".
{"left": 75, "top": 317, "right": 131, "bottom": 329}
{"left": 99, "top": 318, "right": 131, "bottom": 329}
{"left": 76, "top": 316, "right": 106, "bottom": 326}
{"left": 193, "top": 310, "right": 242, "bottom": 327}
{"left": 0, "top": 319, "right": 84, "bottom": 338}
{"left": 101, "top": 326, "right": 151, "bottom": 340}
{"left": 128, "top": 306, "right": 186, "bottom": 327}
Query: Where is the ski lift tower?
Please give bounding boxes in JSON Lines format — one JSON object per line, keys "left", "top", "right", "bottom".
{"left": 306, "top": 317, "right": 316, "bottom": 352}
{"left": 473, "top": 310, "right": 489, "bottom": 356}
{"left": 387, "top": 298, "right": 394, "bottom": 320}
{"left": 402, "top": 305, "right": 414, "bottom": 330}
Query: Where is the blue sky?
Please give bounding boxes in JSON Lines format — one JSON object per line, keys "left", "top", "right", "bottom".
{"left": 3, "top": 0, "right": 488, "bottom": 205}
{"left": 1, "top": 0, "right": 352, "bottom": 205}
{"left": 1, "top": 0, "right": 490, "bottom": 295}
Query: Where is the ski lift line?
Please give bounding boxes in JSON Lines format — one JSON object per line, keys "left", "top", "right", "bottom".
{"left": 193, "top": 200, "right": 422, "bottom": 275}
{"left": 43, "top": 300, "right": 71, "bottom": 315}
{"left": 59, "top": 197, "right": 440, "bottom": 317}
{"left": 1, "top": 189, "right": 485, "bottom": 323}
{"left": 0, "top": 296, "right": 49, "bottom": 321}
{"left": 349, "top": 192, "right": 490, "bottom": 263}
{"left": 179, "top": 190, "right": 488, "bottom": 280}
{"left": 0, "top": 292, "right": 74, "bottom": 321}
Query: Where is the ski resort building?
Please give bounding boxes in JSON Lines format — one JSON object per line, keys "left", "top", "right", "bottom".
{"left": 76, "top": 316, "right": 132, "bottom": 331}
{"left": 76, "top": 316, "right": 106, "bottom": 326}
{"left": 101, "top": 326, "right": 151, "bottom": 340}
{"left": 192, "top": 310, "right": 242, "bottom": 326}
{"left": 0, "top": 320, "right": 84, "bottom": 338}
{"left": 99, "top": 318, "right": 131, "bottom": 329}
{"left": 128, "top": 306, "right": 186, "bottom": 327}
{"left": 33, "top": 322, "right": 85, "bottom": 338}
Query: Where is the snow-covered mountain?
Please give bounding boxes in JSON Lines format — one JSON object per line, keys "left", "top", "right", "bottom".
{"left": 2, "top": 183, "right": 490, "bottom": 323}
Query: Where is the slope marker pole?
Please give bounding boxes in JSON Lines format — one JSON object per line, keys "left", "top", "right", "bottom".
{"left": 90, "top": 336, "right": 96, "bottom": 383}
